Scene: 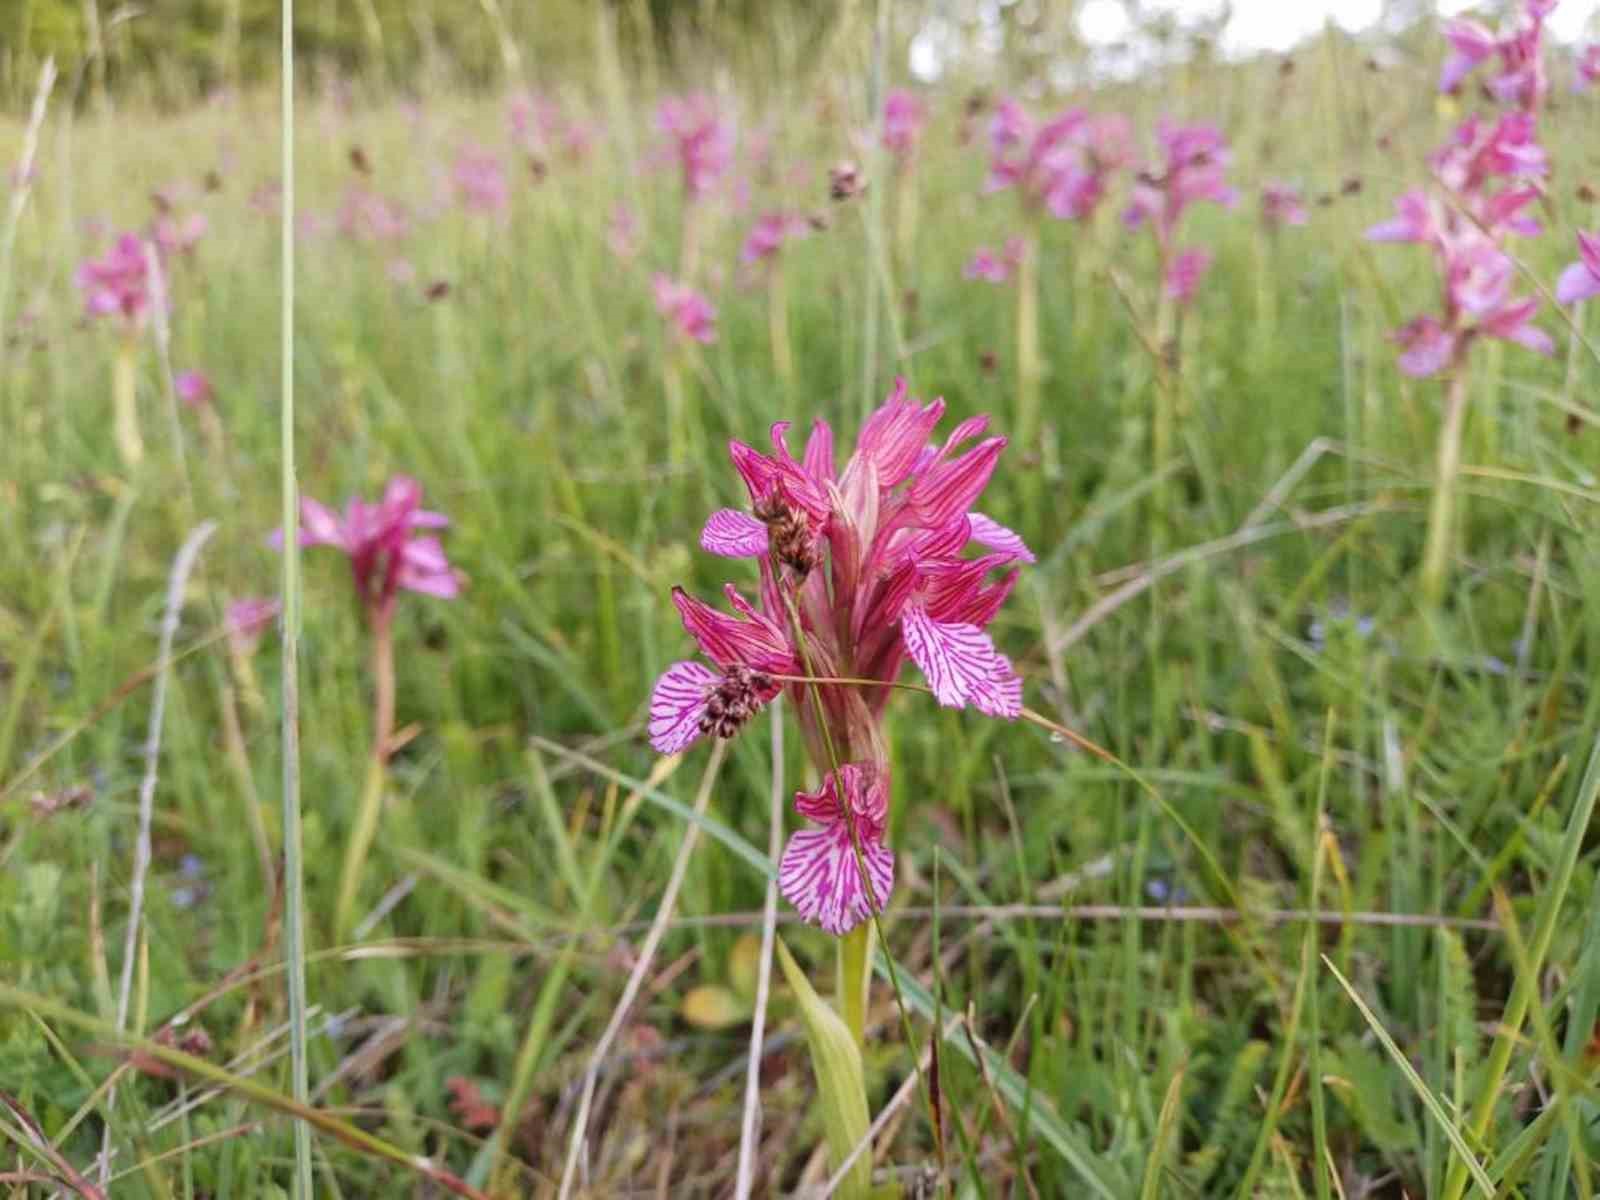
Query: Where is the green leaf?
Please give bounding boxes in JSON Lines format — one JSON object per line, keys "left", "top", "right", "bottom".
{"left": 775, "top": 937, "right": 873, "bottom": 1200}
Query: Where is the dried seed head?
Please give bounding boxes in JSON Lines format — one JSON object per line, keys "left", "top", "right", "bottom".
{"left": 697, "top": 665, "right": 775, "bottom": 740}
{"left": 754, "top": 495, "right": 822, "bottom": 578}
{"left": 829, "top": 161, "right": 866, "bottom": 202}
{"left": 349, "top": 145, "right": 372, "bottom": 175}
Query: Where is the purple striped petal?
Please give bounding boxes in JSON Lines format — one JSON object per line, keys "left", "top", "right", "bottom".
{"left": 901, "top": 602, "right": 1000, "bottom": 709}
{"left": 778, "top": 821, "right": 894, "bottom": 935}
{"left": 648, "top": 660, "right": 717, "bottom": 754}
{"left": 971, "top": 654, "right": 1023, "bottom": 718}
{"left": 701, "top": 509, "right": 768, "bottom": 557}
{"left": 967, "top": 512, "right": 1035, "bottom": 564}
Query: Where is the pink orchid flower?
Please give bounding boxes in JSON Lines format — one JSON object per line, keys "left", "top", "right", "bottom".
{"left": 882, "top": 89, "right": 927, "bottom": 163}
{"left": 963, "top": 237, "right": 1026, "bottom": 284}
{"left": 75, "top": 234, "right": 153, "bottom": 331}
{"left": 1577, "top": 45, "right": 1600, "bottom": 91}
{"left": 337, "top": 187, "right": 409, "bottom": 242}
{"left": 1260, "top": 182, "right": 1308, "bottom": 228}
{"left": 1556, "top": 231, "right": 1600, "bottom": 306}
{"left": 226, "top": 597, "right": 281, "bottom": 658}
{"left": 986, "top": 99, "right": 1128, "bottom": 221}
{"left": 740, "top": 212, "right": 809, "bottom": 265}
{"left": 152, "top": 212, "right": 207, "bottom": 259}
{"left": 452, "top": 148, "right": 509, "bottom": 215}
{"left": 1439, "top": 0, "right": 1554, "bottom": 110}
{"left": 175, "top": 369, "right": 213, "bottom": 409}
{"left": 653, "top": 275, "right": 717, "bottom": 343}
{"left": 1164, "top": 248, "right": 1212, "bottom": 304}
{"left": 1123, "top": 119, "right": 1237, "bottom": 245}
{"left": 275, "top": 476, "right": 460, "bottom": 622}
{"left": 649, "top": 380, "right": 1031, "bottom": 934}
{"left": 656, "top": 93, "right": 734, "bottom": 200}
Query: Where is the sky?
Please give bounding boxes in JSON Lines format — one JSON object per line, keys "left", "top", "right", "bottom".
{"left": 908, "top": 0, "right": 1597, "bottom": 83}
{"left": 1078, "top": 0, "right": 1598, "bottom": 55}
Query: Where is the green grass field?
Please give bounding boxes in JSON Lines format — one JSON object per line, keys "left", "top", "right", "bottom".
{"left": 3, "top": 7, "right": 1600, "bottom": 1196}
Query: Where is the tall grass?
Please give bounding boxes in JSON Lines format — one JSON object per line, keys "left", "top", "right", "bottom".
{"left": 0, "top": 9, "right": 1598, "bottom": 1196}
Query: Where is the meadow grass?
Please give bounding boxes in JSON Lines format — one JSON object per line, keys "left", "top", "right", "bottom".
{"left": 2, "top": 11, "right": 1600, "bottom": 1196}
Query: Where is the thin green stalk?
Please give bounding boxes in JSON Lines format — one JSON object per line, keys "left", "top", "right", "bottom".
{"left": 279, "top": 2, "right": 313, "bottom": 1192}
{"left": 837, "top": 919, "right": 873, "bottom": 1049}
{"left": 768, "top": 261, "right": 793, "bottom": 387}
{"left": 1016, "top": 228, "right": 1040, "bottom": 450}
{"left": 1420, "top": 367, "right": 1469, "bottom": 612}
{"left": 113, "top": 337, "right": 144, "bottom": 470}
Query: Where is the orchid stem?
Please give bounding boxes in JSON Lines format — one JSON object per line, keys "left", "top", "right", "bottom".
{"left": 837, "top": 919, "right": 873, "bottom": 1050}
{"left": 113, "top": 338, "right": 144, "bottom": 470}
{"left": 1420, "top": 367, "right": 1470, "bottom": 613}
{"left": 334, "top": 610, "right": 394, "bottom": 941}
{"left": 1015, "top": 228, "right": 1041, "bottom": 452}
{"left": 769, "top": 261, "right": 794, "bottom": 387}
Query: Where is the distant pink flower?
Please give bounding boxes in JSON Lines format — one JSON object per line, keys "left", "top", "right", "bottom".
{"left": 1123, "top": 119, "right": 1237, "bottom": 246}
{"left": 963, "top": 237, "right": 1026, "bottom": 284}
{"left": 226, "top": 596, "right": 280, "bottom": 657}
{"left": 649, "top": 380, "right": 1030, "bottom": 934}
{"left": 1260, "top": 181, "right": 1307, "bottom": 228}
{"left": 75, "top": 234, "right": 152, "bottom": 331}
{"left": 1440, "top": 20, "right": 1497, "bottom": 94}
{"left": 453, "top": 148, "right": 508, "bottom": 215}
{"left": 152, "top": 212, "right": 207, "bottom": 258}
{"left": 510, "top": 91, "right": 599, "bottom": 163}
{"left": 338, "top": 187, "right": 409, "bottom": 242}
{"left": 986, "top": 99, "right": 1130, "bottom": 221}
{"left": 175, "top": 369, "right": 213, "bottom": 408}
{"left": 1439, "top": 0, "right": 1554, "bottom": 109}
{"left": 1577, "top": 45, "right": 1600, "bottom": 90}
{"left": 740, "top": 212, "right": 809, "bottom": 265}
{"left": 882, "top": 90, "right": 927, "bottom": 163}
{"left": 1556, "top": 231, "right": 1600, "bottom": 305}
{"left": 274, "top": 476, "right": 460, "bottom": 622}
{"left": 653, "top": 275, "right": 717, "bottom": 343}
{"left": 1164, "top": 248, "right": 1212, "bottom": 303}
{"left": 657, "top": 93, "right": 734, "bottom": 200}
{"left": 1394, "top": 316, "right": 1460, "bottom": 377}
{"left": 607, "top": 204, "right": 640, "bottom": 261}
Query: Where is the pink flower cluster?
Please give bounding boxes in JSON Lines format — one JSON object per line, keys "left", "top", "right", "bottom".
{"left": 452, "top": 148, "right": 509, "bottom": 215}
{"left": 657, "top": 93, "right": 734, "bottom": 200}
{"left": 1368, "top": 114, "right": 1552, "bottom": 376}
{"left": 1440, "top": 0, "right": 1557, "bottom": 110}
{"left": 740, "top": 212, "right": 810, "bottom": 265}
{"left": 985, "top": 99, "right": 1130, "bottom": 221}
{"left": 648, "top": 382, "right": 1030, "bottom": 934}
{"left": 653, "top": 275, "right": 717, "bottom": 344}
{"left": 1577, "top": 44, "right": 1600, "bottom": 90}
{"left": 75, "top": 234, "right": 153, "bottom": 331}
{"left": 963, "top": 237, "right": 1027, "bottom": 284}
{"left": 278, "top": 476, "right": 461, "bottom": 624}
{"left": 882, "top": 89, "right": 927, "bottom": 164}
{"left": 1123, "top": 119, "right": 1237, "bottom": 304}
{"left": 508, "top": 91, "right": 598, "bottom": 164}
{"left": 1260, "top": 181, "right": 1308, "bottom": 229}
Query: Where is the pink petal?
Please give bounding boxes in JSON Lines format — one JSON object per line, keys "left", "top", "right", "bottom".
{"left": 1556, "top": 261, "right": 1600, "bottom": 306}
{"left": 901, "top": 602, "right": 1001, "bottom": 709}
{"left": 967, "top": 512, "right": 1035, "bottom": 564}
{"left": 299, "top": 498, "right": 347, "bottom": 548}
{"left": 970, "top": 654, "right": 1023, "bottom": 718}
{"left": 907, "top": 437, "right": 1006, "bottom": 529}
{"left": 671, "top": 586, "right": 792, "bottom": 672}
{"left": 701, "top": 509, "right": 768, "bottom": 557}
{"left": 778, "top": 821, "right": 894, "bottom": 935}
{"left": 648, "top": 660, "right": 717, "bottom": 753}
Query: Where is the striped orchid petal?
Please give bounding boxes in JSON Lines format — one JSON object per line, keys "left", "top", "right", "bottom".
{"left": 647, "top": 660, "right": 718, "bottom": 754}
{"left": 701, "top": 509, "right": 768, "bottom": 557}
